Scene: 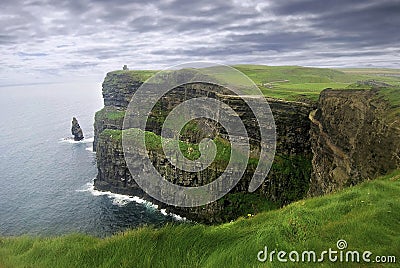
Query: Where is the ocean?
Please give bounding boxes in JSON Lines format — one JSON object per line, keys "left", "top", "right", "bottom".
{"left": 0, "top": 81, "right": 177, "bottom": 237}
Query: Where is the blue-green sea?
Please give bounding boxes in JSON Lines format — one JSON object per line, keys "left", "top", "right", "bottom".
{"left": 0, "top": 82, "right": 177, "bottom": 237}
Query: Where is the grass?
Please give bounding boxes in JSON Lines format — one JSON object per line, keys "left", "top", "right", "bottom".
{"left": 269, "top": 154, "right": 312, "bottom": 205}
{"left": 214, "top": 192, "right": 279, "bottom": 221}
{"left": 114, "top": 65, "right": 400, "bottom": 103}
{"left": 100, "top": 128, "right": 263, "bottom": 167}
{"left": 379, "top": 87, "right": 400, "bottom": 110}
{"left": 1, "top": 170, "right": 399, "bottom": 267}
{"left": 337, "top": 68, "right": 400, "bottom": 116}
{"left": 106, "top": 65, "right": 400, "bottom": 105}
{"left": 229, "top": 65, "right": 400, "bottom": 103}
{"left": 108, "top": 70, "right": 157, "bottom": 82}
{"left": 100, "top": 129, "right": 123, "bottom": 141}
{"left": 95, "top": 107, "right": 126, "bottom": 121}
{"left": 233, "top": 65, "right": 362, "bottom": 84}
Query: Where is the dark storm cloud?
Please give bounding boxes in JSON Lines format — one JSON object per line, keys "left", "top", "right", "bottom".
{"left": 271, "top": 0, "right": 400, "bottom": 47}
{"left": 0, "top": 0, "right": 399, "bottom": 84}
{"left": 158, "top": 0, "right": 234, "bottom": 16}
{"left": 227, "top": 32, "right": 317, "bottom": 51}
{"left": 0, "top": 34, "right": 17, "bottom": 45}
{"left": 17, "top": 52, "right": 48, "bottom": 57}
{"left": 271, "top": 0, "right": 364, "bottom": 15}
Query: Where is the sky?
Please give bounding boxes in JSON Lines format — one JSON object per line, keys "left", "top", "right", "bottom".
{"left": 1, "top": 0, "right": 399, "bottom": 85}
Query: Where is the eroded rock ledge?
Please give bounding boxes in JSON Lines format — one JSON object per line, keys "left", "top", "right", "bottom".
{"left": 309, "top": 89, "right": 400, "bottom": 196}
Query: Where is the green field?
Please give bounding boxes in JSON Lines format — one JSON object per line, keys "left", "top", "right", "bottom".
{"left": 108, "top": 69, "right": 157, "bottom": 82}
{"left": 1, "top": 170, "right": 399, "bottom": 267}
{"left": 111, "top": 65, "right": 400, "bottom": 103}
{"left": 234, "top": 65, "right": 400, "bottom": 102}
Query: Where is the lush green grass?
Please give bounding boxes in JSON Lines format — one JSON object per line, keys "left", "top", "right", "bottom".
{"left": 269, "top": 154, "right": 312, "bottom": 205}
{"left": 336, "top": 68, "right": 400, "bottom": 114}
{"left": 380, "top": 87, "right": 400, "bottom": 110}
{"left": 339, "top": 68, "right": 400, "bottom": 86}
{"left": 233, "top": 65, "right": 400, "bottom": 102}
{"left": 95, "top": 107, "right": 126, "bottom": 121}
{"left": 184, "top": 65, "right": 400, "bottom": 102}
{"left": 213, "top": 192, "right": 279, "bottom": 222}
{"left": 259, "top": 82, "right": 352, "bottom": 102}
{"left": 338, "top": 68, "right": 400, "bottom": 77}
{"left": 108, "top": 70, "right": 157, "bottom": 82}
{"left": 233, "top": 65, "right": 362, "bottom": 84}
{"left": 1, "top": 170, "right": 399, "bottom": 267}
{"left": 100, "top": 128, "right": 253, "bottom": 166}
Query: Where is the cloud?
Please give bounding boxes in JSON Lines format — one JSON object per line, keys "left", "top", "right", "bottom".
{"left": 0, "top": 0, "right": 399, "bottom": 85}
{"left": 17, "top": 52, "right": 48, "bottom": 57}
{"left": 270, "top": 0, "right": 400, "bottom": 48}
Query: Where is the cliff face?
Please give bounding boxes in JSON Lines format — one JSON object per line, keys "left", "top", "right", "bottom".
{"left": 94, "top": 71, "right": 400, "bottom": 223}
{"left": 93, "top": 71, "right": 313, "bottom": 223}
{"left": 309, "top": 89, "right": 400, "bottom": 196}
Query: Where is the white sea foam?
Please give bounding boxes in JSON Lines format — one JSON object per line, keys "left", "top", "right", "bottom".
{"left": 59, "top": 137, "right": 94, "bottom": 144}
{"left": 76, "top": 179, "right": 186, "bottom": 221}
{"left": 160, "top": 209, "right": 187, "bottom": 221}
{"left": 85, "top": 146, "right": 94, "bottom": 152}
{"left": 76, "top": 180, "right": 153, "bottom": 208}
{"left": 160, "top": 209, "right": 168, "bottom": 216}
{"left": 171, "top": 213, "right": 186, "bottom": 221}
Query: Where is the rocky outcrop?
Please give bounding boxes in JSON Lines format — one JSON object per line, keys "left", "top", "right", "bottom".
{"left": 309, "top": 89, "right": 400, "bottom": 196}
{"left": 71, "top": 117, "right": 84, "bottom": 141}
{"left": 93, "top": 106, "right": 125, "bottom": 151}
{"left": 93, "top": 71, "right": 314, "bottom": 223}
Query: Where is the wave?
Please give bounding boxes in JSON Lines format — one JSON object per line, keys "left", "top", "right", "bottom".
{"left": 85, "top": 146, "right": 94, "bottom": 152}
{"left": 76, "top": 179, "right": 186, "bottom": 221}
{"left": 77, "top": 181, "right": 134, "bottom": 207}
{"left": 76, "top": 180, "right": 154, "bottom": 208}
{"left": 59, "top": 137, "right": 94, "bottom": 144}
{"left": 160, "top": 209, "right": 187, "bottom": 221}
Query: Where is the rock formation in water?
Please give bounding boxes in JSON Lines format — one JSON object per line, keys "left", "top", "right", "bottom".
{"left": 71, "top": 117, "right": 84, "bottom": 141}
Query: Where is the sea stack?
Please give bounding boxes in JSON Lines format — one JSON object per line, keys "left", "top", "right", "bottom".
{"left": 71, "top": 117, "right": 84, "bottom": 141}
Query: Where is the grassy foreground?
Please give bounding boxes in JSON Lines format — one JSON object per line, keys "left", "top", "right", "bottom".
{"left": 1, "top": 170, "right": 399, "bottom": 267}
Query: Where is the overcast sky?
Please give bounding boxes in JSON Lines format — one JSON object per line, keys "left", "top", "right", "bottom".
{"left": 1, "top": 0, "right": 399, "bottom": 85}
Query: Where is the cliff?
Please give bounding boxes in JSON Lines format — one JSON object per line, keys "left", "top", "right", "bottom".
{"left": 309, "top": 88, "right": 400, "bottom": 195}
{"left": 93, "top": 70, "right": 313, "bottom": 223}
{"left": 93, "top": 69, "right": 400, "bottom": 223}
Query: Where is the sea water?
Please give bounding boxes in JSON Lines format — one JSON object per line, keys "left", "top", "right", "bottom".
{"left": 0, "top": 81, "right": 178, "bottom": 237}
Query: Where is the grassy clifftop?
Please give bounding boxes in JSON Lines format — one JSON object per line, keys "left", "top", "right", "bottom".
{"left": 1, "top": 170, "right": 399, "bottom": 267}
{"left": 107, "top": 65, "right": 400, "bottom": 103}
{"left": 107, "top": 70, "right": 157, "bottom": 82}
